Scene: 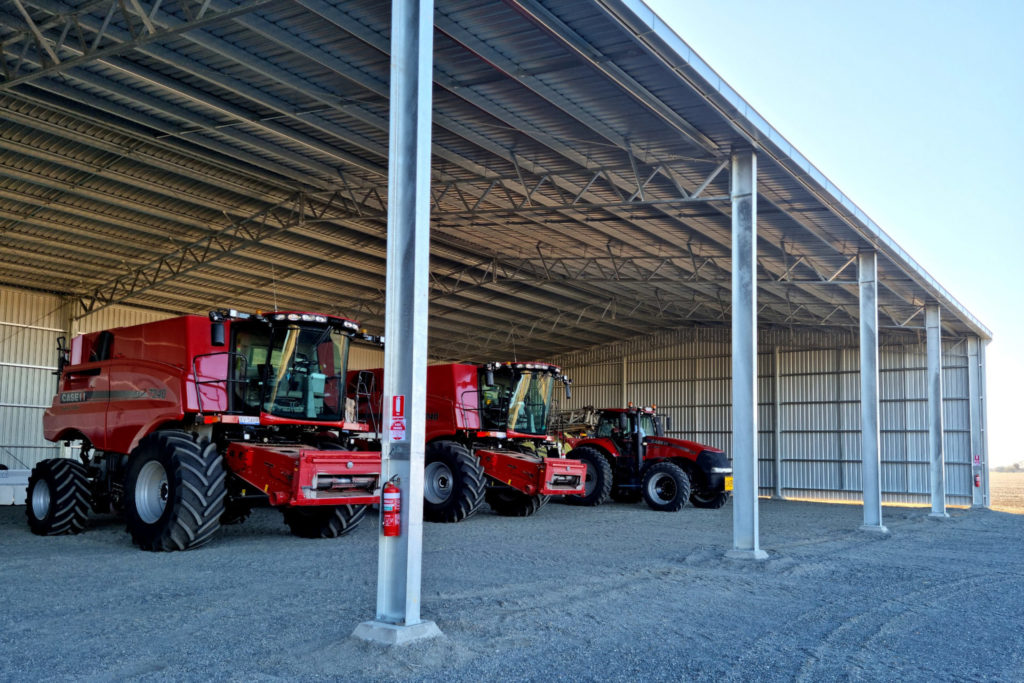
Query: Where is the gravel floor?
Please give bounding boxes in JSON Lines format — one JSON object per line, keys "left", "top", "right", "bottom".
{"left": 1, "top": 498, "right": 1021, "bottom": 682}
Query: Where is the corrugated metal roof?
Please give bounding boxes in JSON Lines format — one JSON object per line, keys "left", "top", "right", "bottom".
{"left": 0, "top": 0, "right": 989, "bottom": 362}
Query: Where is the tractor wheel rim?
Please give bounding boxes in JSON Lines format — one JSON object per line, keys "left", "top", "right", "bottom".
{"left": 31, "top": 480, "right": 51, "bottom": 519}
{"left": 424, "top": 462, "right": 453, "bottom": 504}
{"left": 647, "top": 473, "right": 676, "bottom": 504}
{"left": 583, "top": 464, "right": 596, "bottom": 496}
{"left": 136, "top": 460, "right": 169, "bottom": 524}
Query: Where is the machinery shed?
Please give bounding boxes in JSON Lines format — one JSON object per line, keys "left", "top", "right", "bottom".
{"left": 0, "top": 0, "right": 990, "bottom": 530}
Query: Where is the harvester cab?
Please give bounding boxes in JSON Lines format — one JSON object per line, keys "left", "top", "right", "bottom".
{"left": 205, "top": 309, "right": 364, "bottom": 428}
{"left": 478, "top": 361, "right": 572, "bottom": 444}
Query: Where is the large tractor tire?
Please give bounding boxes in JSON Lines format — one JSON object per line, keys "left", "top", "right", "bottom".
{"left": 423, "top": 440, "right": 486, "bottom": 523}
{"left": 124, "top": 431, "right": 226, "bottom": 551}
{"left": 26, "top": 458, "right": 91, "bottom": 536}
{"left": 641, "top": 461, "right": 691, "bottom": 512}
{"left": 485, "top": 487, "right": 550, "bottom": 517}
{"left": 562, "top": 446, "right": 613, "bottom": 506}
{"left": 282, "top": 505, "right": 367, "bottom": 538}
{"left": 690, "top": 487, "right": 730, "bottom": 509}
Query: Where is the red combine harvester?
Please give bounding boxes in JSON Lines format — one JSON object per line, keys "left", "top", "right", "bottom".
{"left": 352, "top": 362, "right": 586, "bottom": 521}
{"left": 32, "top": 310, "right": 382, "bottom": 551}
{"left": 558, "top": 405, "right": 733, "bottom": 511}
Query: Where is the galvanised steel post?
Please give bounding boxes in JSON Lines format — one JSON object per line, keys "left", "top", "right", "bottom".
{"left": 980, "top": 341, "right": 991, "bottom": 506}
{"left": 968, "top": 336, "right": 986, "bottom": 508}
{"left": 858, "top": 251, "right": 887, "bottom": 533}
{"left": 926, "top": 304, "right": 948, "bottom": 519}
{"left": 727, "top": 150, "right": 767, "bottom": 561}
{"left": 772, "top": 345, "right": 783, "bottom": 500}
{"left": 353, "top": 0, "right": 441, "bottom": 645}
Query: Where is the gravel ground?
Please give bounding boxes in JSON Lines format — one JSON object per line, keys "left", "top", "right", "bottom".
{"left": 1, "top": 498, "right": 1022, "bottom": 682}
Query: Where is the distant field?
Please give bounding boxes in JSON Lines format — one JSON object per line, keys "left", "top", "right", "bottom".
{"left": 991, "top": 471, "right": 1024, "bottom": 514}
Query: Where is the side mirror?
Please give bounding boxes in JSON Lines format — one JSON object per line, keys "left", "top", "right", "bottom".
{"left": 210, "top": 322, "right": 226, "bottom": 347}
{"left": 619, "top": 413, "right": 628, "bottom": 431}
{"left": 665, "top": 416, "right": 672, "bottom": 432}
{"left": 485, "top": 368, "right": 495, "bottom": 387}
{"left": 564, "top": 382, "right": 572, "bottom": 400}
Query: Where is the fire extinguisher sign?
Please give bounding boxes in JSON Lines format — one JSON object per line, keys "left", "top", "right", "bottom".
{"left": 388, "top": 395, "right": 406, "bottom": 442}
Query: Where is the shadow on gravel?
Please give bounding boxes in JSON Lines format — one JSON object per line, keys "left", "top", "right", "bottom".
{"left": 1, "top": 500, "right": 1022, "bottom": 681}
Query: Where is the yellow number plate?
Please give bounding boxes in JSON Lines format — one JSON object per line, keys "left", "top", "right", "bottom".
{"left": 724, "top": 476, "right": 734, "bottom": 492}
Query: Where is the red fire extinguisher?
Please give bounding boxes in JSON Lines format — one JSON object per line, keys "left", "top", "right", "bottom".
{"left": 974, "top": 473, "right": 982, "bottom": 488}
{"left": 382, "top": 477, "right": 401, "bottom": 537}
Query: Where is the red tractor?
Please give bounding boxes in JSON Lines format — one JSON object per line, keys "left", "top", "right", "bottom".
{"left": 352, "top": 362, "right": 586, "bottom": 521}
{"left": 32, "top": 310, "right": 382, "bottom": 551}
{"left": 561, "top": 405, "right": 733, "bottom": 511}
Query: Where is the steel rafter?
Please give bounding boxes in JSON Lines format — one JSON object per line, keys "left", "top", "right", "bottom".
{"left": 74, "top": 190, "right": 384, "bottom": 317}
{"left": 0, "top": 0, "right": 275, "bottom": 89}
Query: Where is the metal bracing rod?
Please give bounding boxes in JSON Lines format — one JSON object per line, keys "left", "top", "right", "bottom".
{"left": 690, "top": 159, "right": 729, "bottom": 200}
{"left": 828, "top": 255, "right": 858, "bottom": 281}
{"left": 430, "top": 297, "right": 727, "bottom": 360}
{"left": 0, "top": 0, "right": 275, "bottom": 89}
{"left": 433, "top": 193, "right": 730, "bottom": 217}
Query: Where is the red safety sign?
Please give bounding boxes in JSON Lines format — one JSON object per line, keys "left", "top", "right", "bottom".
{"left": 389, "top": 395, "right": 406, "bottom": 442}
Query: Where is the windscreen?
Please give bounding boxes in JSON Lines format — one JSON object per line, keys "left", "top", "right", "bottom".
{"left": 232, "top": 322, "right": 349, "bottom": 421}
{"left": 507, "top": 370, "right": 555, "bottom": 435}
{"left": 479, "top": 368, "right": 556, "bottom": 435}
{"left": 637, "top": 413, "right": 658, "bottom": 438}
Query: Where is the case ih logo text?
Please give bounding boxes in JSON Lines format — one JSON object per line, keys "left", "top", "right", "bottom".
{"left": 60, "top": 390, "right": 89, "bottom": 403}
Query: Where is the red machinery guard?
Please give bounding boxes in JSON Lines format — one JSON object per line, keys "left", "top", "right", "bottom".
{"left": 475, "top": 450, "right": 586, "bottom": 496}
{"left": 224, "top": 443, "right": 381, "bottom": 506}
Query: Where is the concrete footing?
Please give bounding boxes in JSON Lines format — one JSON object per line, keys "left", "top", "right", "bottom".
{"left": 725, "top": 548, "right": 769, "bottom": 561}
{"left": 858, "top": 524, "right": 890, "bottom": 535}
{"left": 352, "top": 620, "right": 443, "bottom": 646}
{"left": 928, "top": 512, "right": 951, "bottom": 520}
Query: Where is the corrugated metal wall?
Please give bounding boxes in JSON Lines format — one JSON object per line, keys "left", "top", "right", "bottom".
{"left": 556, "top": 326, "right": 979, "bottom": 507}
{"left": 0, "top": 288, "right": 66, "bottom": 469}
{"left": 0, "top": 286, "right": 174, "bottom": 469}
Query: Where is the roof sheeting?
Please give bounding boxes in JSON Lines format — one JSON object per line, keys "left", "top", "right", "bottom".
{"left": 0, "top": 0, "right": 988, "bottom": 360}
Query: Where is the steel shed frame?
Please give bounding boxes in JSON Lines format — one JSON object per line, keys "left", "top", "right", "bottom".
{"left": 0, "top": 0, "right": 991, "bottom": 639}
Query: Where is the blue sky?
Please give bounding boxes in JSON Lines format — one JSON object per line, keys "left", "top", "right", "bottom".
{"left": 646, "top": 0, "right": 1024, "bottom": 466}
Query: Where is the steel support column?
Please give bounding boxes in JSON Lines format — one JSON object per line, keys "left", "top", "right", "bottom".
{"left": 771, "top": 346, "right": 783, "bottom": 500}
{"left": 353, "top": 0, "right": 441, "bottom": 645}
{"left": 926, "top": 304, "right": 948, "bottom": 519}
{"left": 621, "top": 356, "right": 628, "bottom": 408}
{"left": 968, "top": 336, "right": 987, "bottom": 508}
{"left": 857, "top": 251, "right": 887, "bottom": 533}
{"left": 726, "top": 150, "right": 767, "bottom": 561}
{"left": 980, "top": 342, "right": 991, "bottom": 506}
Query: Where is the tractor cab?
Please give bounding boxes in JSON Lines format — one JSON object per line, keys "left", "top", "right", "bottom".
{"left": 478, "top": 362, "right": 571, "bottom": 438}
{"left": 594, "top": 406, "right": 664, "bottom": 463}
{"left": 210, "top": 310, "right": 363, "bottom": 424}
